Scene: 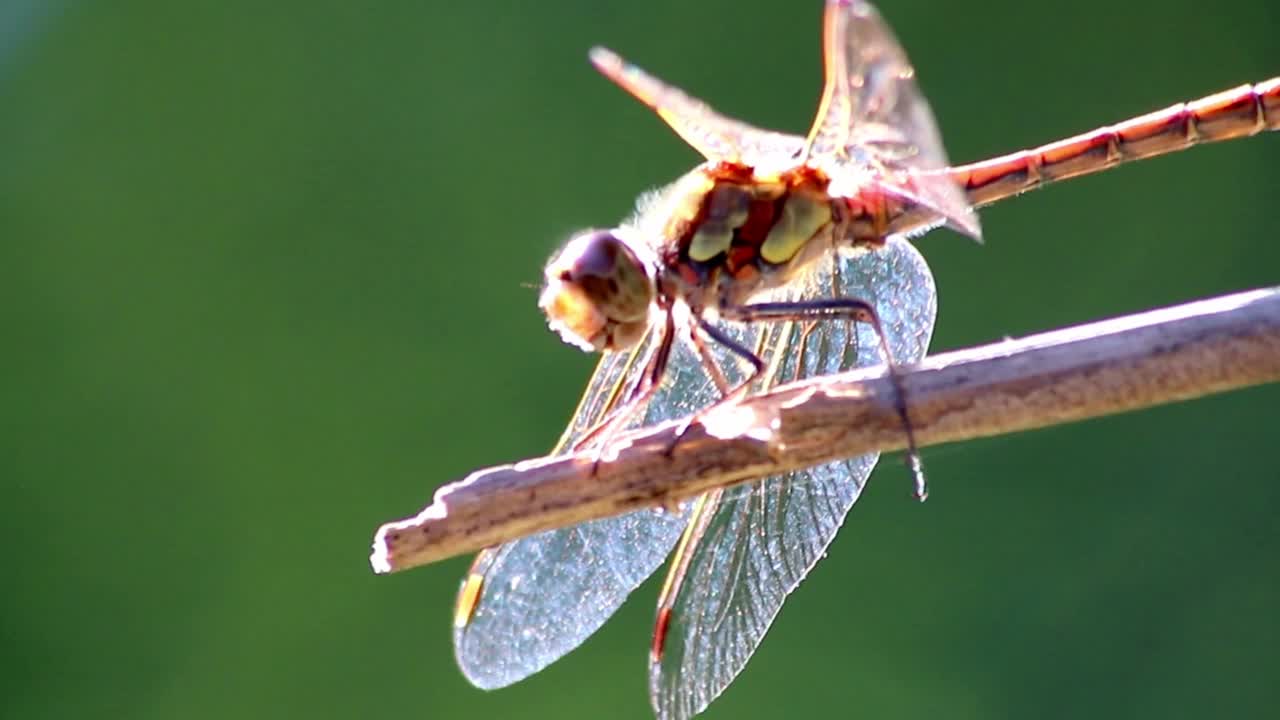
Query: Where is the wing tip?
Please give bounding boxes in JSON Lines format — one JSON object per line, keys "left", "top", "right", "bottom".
{"left": 588, "top": 45, "right": 623, "bottom": 76}
{"left": 956, "top": 212, "right": 984, "bottom": 244}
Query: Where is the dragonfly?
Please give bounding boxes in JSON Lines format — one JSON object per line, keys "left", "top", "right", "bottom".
{"left": 450, "top": 2, "right": 1278, "bottom": 718}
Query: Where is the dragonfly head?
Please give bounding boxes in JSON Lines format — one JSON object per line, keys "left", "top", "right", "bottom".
{"left": 540, "top": 228, "right": 655, "bottom": 352}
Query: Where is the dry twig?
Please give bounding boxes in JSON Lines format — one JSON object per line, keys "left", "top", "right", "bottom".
{"left": 371, "top": 287, "right": 1280, "bottom": 574}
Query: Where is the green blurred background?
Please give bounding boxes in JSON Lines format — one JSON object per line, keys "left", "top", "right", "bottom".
{"left": 4, "top": 0, "right": 1277, "bottom": 718}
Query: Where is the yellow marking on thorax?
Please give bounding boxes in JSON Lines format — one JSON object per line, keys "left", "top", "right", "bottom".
{"left": 687, "top": 183, "right": 752, "bottom": 262}
{"left": 688, "top": 227, "right": 734, "bottom": 262}
{"left": 760, "top": 193, "right": 832, "bottom": 264}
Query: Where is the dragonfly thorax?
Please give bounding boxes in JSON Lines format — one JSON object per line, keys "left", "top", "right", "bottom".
{"left": 540, "top": 228, "right": 656, "bottom": 352}
{"left": 654, "top": 163, "right": 839, "bottom": 309}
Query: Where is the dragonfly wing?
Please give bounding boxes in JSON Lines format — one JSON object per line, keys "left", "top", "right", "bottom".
{"left": 455, "top": 511, "right": 687, "bottom": 689}
{"left": 649, "top": 237, "right": 937, "bottom": 720}
{"left": 591, "top": 46, "right": 805, "bottom": 167}
{"left": 805, "top": 0, "right": 980, "bottom": 240}
{"left": 454, "top": 318, "right": 728, "bottom": 688}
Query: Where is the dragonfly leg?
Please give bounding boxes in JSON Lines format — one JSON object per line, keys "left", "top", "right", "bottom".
{"left": 662, "top": 316, "right": 769, "bottom": 456}
{"left": 572, "top": 307, "right": 678, "bottom": 473}
{"left": 686, "top": 319, "right": 733, "bottom": 398}
{"left": 694, "top": 316, "right": 766, "bottom": 402}
{"left": 719, "top": 298, "right": 928, "bottom": 501}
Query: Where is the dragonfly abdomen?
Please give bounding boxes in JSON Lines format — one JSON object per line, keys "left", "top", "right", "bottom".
{"left": 952, "top": 78, "right": 1280, "bottom": 209}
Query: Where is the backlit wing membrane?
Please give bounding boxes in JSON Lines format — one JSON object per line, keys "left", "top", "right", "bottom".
{"left": 805, "top": 1, "right": 980, "bottom": 239}
{"left": 590, "top": 46, "right": 805, "bottom": 167}
{"left": 454, "top": 326, "right": 713, "bottom": 688}
{"left": 649, "top": 238, "right": 937, "bottom": 720}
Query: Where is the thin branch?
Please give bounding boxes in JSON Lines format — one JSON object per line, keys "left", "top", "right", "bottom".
{"left": 371, "top": 287, "right": 1280, "bottom": 574}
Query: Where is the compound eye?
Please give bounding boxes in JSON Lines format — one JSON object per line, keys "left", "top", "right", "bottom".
{"left": 570, "top": 230, "right": 628, "bottom": 281}
{"left": 559, "top": 229, "right": 653, "bottom": 324}
{"left": 540, "top": 228, "right": 655, "bottom": 352}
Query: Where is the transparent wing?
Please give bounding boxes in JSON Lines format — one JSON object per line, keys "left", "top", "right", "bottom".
{"left": 648, "top": 237, "right": 937, "bottom": 720}
{"left": 454, "top": 312, "right": 729, "bottom": 688}
{"left": 804, "top": 0, "right": 980, "bottom": 240}
{"left": 590, "top": 46, "right": 805, "bottom": 167}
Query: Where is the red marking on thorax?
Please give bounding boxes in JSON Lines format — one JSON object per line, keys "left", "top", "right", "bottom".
{"left": 676, "top": 263, "right": 702, "bottom": 287}
{"left": 737, "top": 198, "right": 778, "bottom": 244}
{"left": 706, "top": 160, "right": 756, "bottom": 184}
{"left": 725, "top": 197, "right": 778, "bottom": 274}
